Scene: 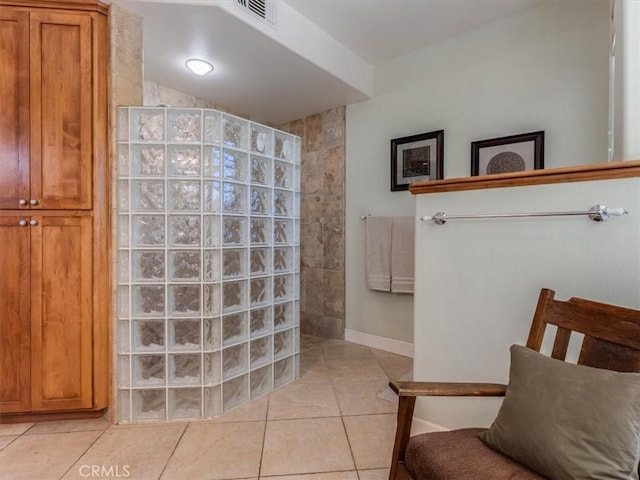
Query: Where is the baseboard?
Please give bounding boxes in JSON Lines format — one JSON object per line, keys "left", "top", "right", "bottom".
{"left": 410, "top": 416, "right": 449, "bottom": 436}
{"left": 344, "top": 328, "right": 413, "bottom": 357}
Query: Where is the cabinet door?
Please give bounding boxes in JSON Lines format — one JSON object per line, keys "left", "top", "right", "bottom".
{"left": 30, "top": 12, "right": 93, "bottom": 210}
{"left": 30, "top": 215, "right": 93, "bottom": 411}
{"left": 0, "top": 216, "right": 31, "bottom": 413}
{"left": 0, "top": 10, "right": 29, "bottom": 210}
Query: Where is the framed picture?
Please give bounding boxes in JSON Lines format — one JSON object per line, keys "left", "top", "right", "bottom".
{"left": 471, "top": 131, "right": 544, "bottom": 176}
{"left": 391, "top": 130, "right": 444, "bottom": 191}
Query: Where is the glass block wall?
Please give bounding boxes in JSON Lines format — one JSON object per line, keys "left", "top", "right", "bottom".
{"left": 116, "top": 107, "right": 300, "bottom": 422}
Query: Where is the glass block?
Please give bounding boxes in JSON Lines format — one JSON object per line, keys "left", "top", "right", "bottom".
{"left": 169, "top": 388, "right": 201, "bottom": 420}
{"left": 273, "top": 275, "right": 293, "bottom": 302}
{"left": 250, "top": 124, "right": 273, "bottom": 155}
{"left": 273, "top": 190, "right": 292, "bottom": 217}
{"left": 293, "top": 247, "right": 300, "bottom": 273}
{"left": 203, "top": 146, "right": 222, "bottom": 178}
{"left": 249, "top": 248, "right": 270, "bottom": 276}
{"left": 132, "top": 180, "right": 164, "bottom": 211}
{"left": 294, "top": 273, "right": 300, "bottom": 298}
{"left": 223, "top": 115, "right": 248, "bottom": 150}
{"left": 119, "top": 320, "right": 130, "bottom": 353}
{"left": 132, "top": 145, "right": 165, "bottom": 176}
{"left": 294, "top": 327, "right": 300, "bottom": 354}
{"left": 131, "top": 109, "right": 165, "bottom": 142}
{"left": 169, "top": 353, "right": 201, "bottom": 386}
{"left": 274, "top": 302, "right": 293, "bottom": 331}
{"left": 223, "top": 183, "right": 247, "bottom": 213}
{"left": 293, "top": 300, "right": 300, "bottom": 326}
{"left": 222, "top": 216, "right": 246, "bottom": 245}
{"left": 223, "top": 280, "right": 247, "bottom": 312}
{"left": 203, "top": 181, "right": 221, "bottom": 212}
{"left": 294, "top": 191, "right": 300, "bottom": 216}
{"left": 274, "top": 329, "right": 293, "bottom": 360}
{"left": 223, "top": 374, "right": 248, "bottom": 412}
{"left": 117, "top": 107, "right": 129, "bottom": 142}
{"left": 273, "top": 219, "right": 292, "bottom": 245}
{"left": 273, "top": 247, "right": 292, "bottom": 273}
{"left": 223, "top": 249, "right": 247, "bottom": 279}
{"left": 118, "top": 251, "right": 129, "bottom": 283}
{"left": 250, "top": 155, "right": 271, "bottom": 185}
{"left": 250, "top": 187, "right": 271, "bottom": 215}
{"left": 118, "top": 215, "right": 130, "bottom": 248}
{"left": 118, "top": 180, "right": 129, "bottom": 211}
{"left": 203, "top": 216, "right": 221, "bottom": 247}
{"left": 119, "top": 389, "right": 131, "bottom": 423}
{"left": 274, "top": 131, "right": 294, "bottom": 160}
{"left": 204, "top": 385, "right": 222, "bottom": 419}
{"left": 168, "top": 110, "right": 201, "bottom": 143}
{"left": 294, "top": 219, "right": 300, "bottom": 244}
{"left": 169, "top": 319, "right": 201, "bottom": 350}
{"left": 132, "top": 250, "right": 165, "bottom": 282}
{"left": 223, "top": 343, "right": 248, "bottom": 380}
{"left": 132, "top": 215, "right": 165, "bottom": 246}
{"left": 132, "top": 319, "right": 165, "bottom": 352}
{"left": 169, "top": 250, "right": 200, "bottom": 281}
{"left": 119, "top": 355, "right": 130, "bottom": 388}
{"left": 132, "top": 285, "right": 165, "bottom": 316}
{"left": 204, "top": 351, "right": 221, "bottom": 385}
{"left": 250, "top": 336, "right": 272, "bottom": 369}
{"left": 250, "top": 277, "right": 271, "bottom": 307}
{"left": 222, "top": 150, "right": 248, "bottom": 181}
{"left": 118, "top": 285, "right": 130, "bottom": 317}
{"left": 169, "top": 215, "right": 201, "bottom": 246}
{"left": 203, "top": 110, "right": 221, "bottom": 145}
{"left": 294, "top": 166, "right": 301, "bottom": 193}
{"left": 169, "top": 181, "right": 200, "bottom": 211}
{"left": 168, "top": 145, "right": 201, "bottom": 176}
{"left": 203, "top": 284, "right": 221, "bottom": 316}
{"left": 250, "top": 364, "right": 272, "bottom": 399}
{"left": 250, "top": 218, "right": 271, "bottom": 245}
{"left": 132, "top": 354, "right": 165, "bottom": 386}
{"left": 132, "top": 389, "right": 166, "bottom": 422}
{"left": 222, "top": 312, "right": 248, "bottom": 346}
{"left": 204, "top": 317, "right": 221, "bottom": 352}
{"left": 274, "top": 356, "right": 294, "bottom": 388}
{"left": 274, "top": 161, "right": 291, "bottom": 189}
{"left": 118, "top": 144, "right": 130, "bottom": 177}
{"left": 203, "top": 250, "right": 221, "bottom": 282}
{"left": 250, "top": 308, "right": 272, "bottom": 338}
{"left": 294, "top": 353, "right": 300, "bottom": 378}
{"left": 169, "top": 285, "right": 201, "bottom": 316}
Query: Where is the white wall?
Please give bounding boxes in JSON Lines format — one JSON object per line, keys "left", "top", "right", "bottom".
{"left": 413, "top": 177, "right": 640, "bottom": 428}
{"left": 345, "top": 2, "right": 609, "bottom": 344}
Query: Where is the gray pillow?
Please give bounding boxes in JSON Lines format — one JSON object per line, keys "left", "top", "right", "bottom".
{"left": 479, "top": 345, "right": 640, "bottom": 480}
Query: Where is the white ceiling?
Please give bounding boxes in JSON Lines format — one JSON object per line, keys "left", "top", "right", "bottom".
{"left": 118, "top": 0, "right": 547, "bottom": 124}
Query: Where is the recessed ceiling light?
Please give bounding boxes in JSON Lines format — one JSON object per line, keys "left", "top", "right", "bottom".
{"left": 185, "top": 58, "right": 214, "bottom": 75}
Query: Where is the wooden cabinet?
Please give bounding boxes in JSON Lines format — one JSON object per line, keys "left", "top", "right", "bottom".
{"left": 0, "top": 0, "right": 109, "bottom": 420}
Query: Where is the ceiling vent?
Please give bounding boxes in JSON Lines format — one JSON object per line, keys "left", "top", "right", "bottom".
{"left": 236, "top": 0, "right": 276, "bottom": 27}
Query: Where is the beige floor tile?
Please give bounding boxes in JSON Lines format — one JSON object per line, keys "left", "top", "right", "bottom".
{"left": 0, "top": 435, "right": 18, "bottom": 451}
{"left": 62, "top": 423, "right": 185, "bottom": 480}
{"left": 333, "top": 381, "right": 397, "bottom": 416}
{"left": 343, "top": 414, "right": 397, "bottom": 470}
{"left": 369, "top": 348, "right": 407, "bottom": 360}
{"left": 298, "top": 356, "right": 332, "bottom": 384}
{"left": 27, "top": 417, "right": 111, "bottom": 434}
{"left": 323, "top": 342, "right": 374, "bottom": 360}
{"left": 375, "top": 357, "right": 412, "bottom": 381}
{"left": 0, "top": 423, "right": 33, "bottom": 436}
{"left": 326, "top": 357, "right": 389, "bottom": 383}
{"left": 358, "top": 468, "right": 390, "bottom": 480}
{"left": 268, "top": 381, "right": 339, "bottom": 420}
{"left": 0, "top": 431, "right": 102, "bottom": 480}
{"left": 262, "top": 472, "right": 358, "bottom": 480}
{"left": 161, "top": 421, "right": 264, "bottom": 480}
{"left": 213, "top": 394, "right": 269, "bottom": 423}
{"left": 261, "top": 417, "right": 354, "bottom": 476}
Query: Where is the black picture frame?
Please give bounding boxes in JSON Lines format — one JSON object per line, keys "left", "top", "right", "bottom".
{"left": 471, "top": 131, "right": 544, "bottom": 176}
{"left": 391, "top": 130, "right": 444, "bottom": 191}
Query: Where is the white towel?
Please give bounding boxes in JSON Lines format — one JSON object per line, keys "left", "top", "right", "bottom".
{"left": 365, "top": 216, "right": 392, "bottom": 292}
{"left": 391, "top": 217, "right": 415, "bottom": 294}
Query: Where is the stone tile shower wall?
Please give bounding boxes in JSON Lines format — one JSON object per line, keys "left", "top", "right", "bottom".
{"left": 116, "top": 107, "right": 300, "bottom": 422}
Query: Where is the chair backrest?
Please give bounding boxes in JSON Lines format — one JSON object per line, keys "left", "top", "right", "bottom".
{"left": 526, "top": 289, "right": 640, "bottom": 373}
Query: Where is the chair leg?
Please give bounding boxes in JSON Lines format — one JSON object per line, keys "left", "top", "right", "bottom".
{"left": 389, "top": 392, "right": 416, "bottom": 480}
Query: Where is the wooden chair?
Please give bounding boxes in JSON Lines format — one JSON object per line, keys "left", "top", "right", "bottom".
{"left": 389, "top": 288, "right": 640, "bottom": 480}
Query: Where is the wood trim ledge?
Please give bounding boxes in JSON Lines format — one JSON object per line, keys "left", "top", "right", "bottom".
{"left": 410, "top": 160, "right": 640, "bottom": 195}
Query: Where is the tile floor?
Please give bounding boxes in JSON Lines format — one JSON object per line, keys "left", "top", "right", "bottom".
{"left": 0, "top": 335, "right": 412, "bottom": 480}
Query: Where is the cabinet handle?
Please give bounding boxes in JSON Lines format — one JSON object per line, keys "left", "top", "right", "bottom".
{"left": 29, "top": 219, "right": 38, "bottom": 226}
{"left": 29, "top": 199, "right": 39, "bottom": 206}
{"left": 19, "top": 199, "right": 27, "bottom": 206}
{"left": 18, "top": 219, "right": 27, "bottom": 226}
